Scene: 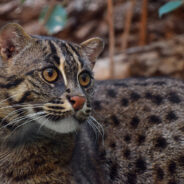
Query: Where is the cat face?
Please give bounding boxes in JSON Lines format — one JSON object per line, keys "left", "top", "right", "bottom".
{"left": 0, "top": 23, "right": 104, "bottom": 134}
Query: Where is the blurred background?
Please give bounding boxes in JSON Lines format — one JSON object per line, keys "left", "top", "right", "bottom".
{"left": 1, "top": 0, "right": 184, "bottom": 80}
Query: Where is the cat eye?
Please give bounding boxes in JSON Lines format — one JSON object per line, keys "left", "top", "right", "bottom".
{"left": 42, "top": 68, "right": 58, "bottom": 83}
{"left": 78, "top": 72, "right": 91, "bottom": 87}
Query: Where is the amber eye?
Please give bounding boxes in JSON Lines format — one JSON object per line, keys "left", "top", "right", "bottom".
{"left": 42, "top": 68, "right": 58, "bottom": 83}
{"left": 79, "top": 72, "right": 91, "bottom": 87}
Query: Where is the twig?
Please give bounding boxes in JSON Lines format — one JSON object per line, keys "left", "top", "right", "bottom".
{"left": 107, "top": 0, "right": 115, "bottom": 78}
{"left": 121, "top": 0, "right": 136, "bottom": 50}
{"left": 42, "top": 0, "right": 57, "bottom": 25}
{"left": 139, "top": 0, "right": 148, "bottom": 46}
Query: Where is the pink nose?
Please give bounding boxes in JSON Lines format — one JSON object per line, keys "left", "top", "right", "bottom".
{"left": 70, "top": 96, "right": 86, "bottom": 110}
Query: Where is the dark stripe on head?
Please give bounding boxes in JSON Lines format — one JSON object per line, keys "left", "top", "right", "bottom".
{"left": 18, "top": 90, "right": 42, "bottom": 104}
{"left": 25, "top": 70, "right": 35, "bottom": 76}
{"left": 59, "top": 42, "right": 78, "bottom": 68}
{"left": 42, "top": 46, "right": 47, "bottom": 52}
{"left": 0, "top": 75, "right": 17, "bottom": 82}
{"left": 48, "top": 40, "right": 57, "bottom": 55}
{"left": 60, "top": 43, "right": 73, "bottom": 64}
{"left": 46, "top": 106, "right": 64, "bottom": 110}
{"left": 68, "top": 43, "right": 84, "bottom": 68}
{"left": 6, "top": 75, "right": 17, "bottom": 81}
{"left": 53, "top": 55, "right": 60, "bottom": 65}
{"left": 27, "top": 79, "right": 40, "bottom": 89}
{"left": 18, "top": 91, "right": 31, "bottom": 103}
{"left": 68, "top": 43, "right": 80, "bottom": 57}
{"left": 0, "top": 78, "right": 24, "bottom": 89}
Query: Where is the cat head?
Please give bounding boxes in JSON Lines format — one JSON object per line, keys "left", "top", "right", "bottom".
{"left": 0, "top": 23, "right": 104, "bottom": 134}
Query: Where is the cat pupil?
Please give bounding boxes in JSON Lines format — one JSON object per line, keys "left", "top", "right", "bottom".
{"left": 47, "top": 69, "right": 54, "bottom": 77}
{"left": 82, "top": 74, "right": 87, "bottom": 82}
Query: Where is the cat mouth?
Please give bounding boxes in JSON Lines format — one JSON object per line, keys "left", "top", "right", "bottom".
{"left": 27, "top": 103, "right": 91, "bottom": 133}
{"left": 46, "top": 113, "right": 71, "bottom": 122}
{"left": 45, "top": 110, "right": 90, "bottom": 122}
{"left": 33, "top": 102, "right": 91, "bottom": 123}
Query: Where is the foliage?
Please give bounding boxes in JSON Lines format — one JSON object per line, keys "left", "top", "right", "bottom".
{"left": 159, "top": 0, "right": 184, "bottom": 17}
{"left": 21, "top": 0, "right": 67, "bottom": 35}
{"left": 39, "top": 4, "right": 67, "bottom": 35}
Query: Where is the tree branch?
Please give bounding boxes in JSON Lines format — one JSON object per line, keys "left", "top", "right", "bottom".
{"left": 107, "top": 0, "right": 115, "bottom": 78}
{"left": 121, "top": 0, "right": 136, "bottom": 50}
{"left": 139, "top": 0, "right": 148, "bottom": 46}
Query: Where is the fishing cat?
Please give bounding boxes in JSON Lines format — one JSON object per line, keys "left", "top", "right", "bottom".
{"left": 0, "top": 23, "right": 184, "bottom": 184}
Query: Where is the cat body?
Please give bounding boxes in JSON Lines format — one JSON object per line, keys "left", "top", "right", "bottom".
{"left": 94, "top": 78, "right": 184, "bottom": 184}
{"left": 0, "top": 23, "right": 183, "bottom": 184}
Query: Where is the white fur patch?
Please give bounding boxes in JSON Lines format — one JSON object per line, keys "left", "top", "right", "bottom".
{"left": 27, "top": 110, "right": 79, "bottom": 133}
{"left": 36, "top": 116, "right": 79, "bottom": 133}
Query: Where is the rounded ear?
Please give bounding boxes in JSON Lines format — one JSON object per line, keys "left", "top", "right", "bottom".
{"left": 0, "top": 23, "right": 32, "bottom": 61}
{"left": 80, "top": 37, "right": 104, "bottom": 68}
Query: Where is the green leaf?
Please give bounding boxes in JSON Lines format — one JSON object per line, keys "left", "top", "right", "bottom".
{"left": 39, "top": 4, "right": 67, "bottom": 35}
{"left": 159, "top": 0, "right": 183, "bottom": 17}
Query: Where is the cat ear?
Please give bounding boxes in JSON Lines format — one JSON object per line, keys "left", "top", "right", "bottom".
{"left": 0, "top": 23, "right": 32, "bottom": 61}
{"left": 80, "top": 37, "right": 104, "bottom": 68}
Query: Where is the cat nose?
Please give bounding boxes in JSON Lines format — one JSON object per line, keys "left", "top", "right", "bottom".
{"left": 69, "top": 96, "right": 86, "bottom": 110}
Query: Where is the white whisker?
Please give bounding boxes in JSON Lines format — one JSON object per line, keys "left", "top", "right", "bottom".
{"left": 90, "top": 116, "right": 104, "bottom": 136}
{"left": 1, "top": 111, "right": 44, "bottom": 130}
{"left": 0, "top": 94, "right": 19, "bottom": 105}
{"left": 1, "top": 106, "right": 32, "bottom": 124}
{"left": 8, "top": 112, "right": 46, "bottom": 137}
{"left": 87, "top": 119, "right": 98, "bottom": 142}
{"left": 37, "top": 115, "right": 50, "bottom": 133}
{"left": 0, "top": 103, "right": 43, "bottom": 110}
{"left": 89, "top": 116, "right": 104, "bottom": 145}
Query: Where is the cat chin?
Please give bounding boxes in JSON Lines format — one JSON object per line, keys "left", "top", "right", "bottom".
{"left": 40, "top": 116, "right": 79, "bottom": 133}
{"left": 37, "top": 116, "right": 80, "bottom": 133}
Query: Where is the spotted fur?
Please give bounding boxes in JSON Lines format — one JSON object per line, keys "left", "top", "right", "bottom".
{"left": 95, "top": 78, "right": 184, "bottom": 184}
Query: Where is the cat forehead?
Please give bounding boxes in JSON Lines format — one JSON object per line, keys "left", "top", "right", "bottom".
{"left": 36, "top": 37, "right": 85, "bottom": 68}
